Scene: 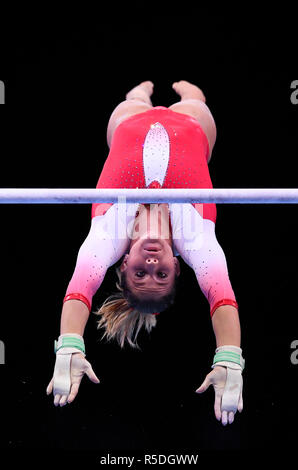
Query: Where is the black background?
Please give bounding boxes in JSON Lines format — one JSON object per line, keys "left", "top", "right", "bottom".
{"left": 0, "top": 5, "right": 298, "bottom": 465}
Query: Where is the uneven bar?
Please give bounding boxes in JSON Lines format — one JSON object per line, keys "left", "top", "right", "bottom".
{"left": 1, "top": 188, "right": 298, "bottom": 204}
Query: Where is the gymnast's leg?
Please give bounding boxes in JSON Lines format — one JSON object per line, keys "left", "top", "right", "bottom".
{"left": 106, "top": 81, "right": 154, "bottom": 147}
{"left": 169, "top": 80, "right": 217, "bottom": 161}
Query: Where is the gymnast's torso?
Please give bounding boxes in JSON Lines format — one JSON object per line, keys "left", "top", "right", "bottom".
{"left": 65, "top": 107, "right": 238, "bottom": 315}
{"left": 91, "top": 106, "right": 217, "bottom": 224}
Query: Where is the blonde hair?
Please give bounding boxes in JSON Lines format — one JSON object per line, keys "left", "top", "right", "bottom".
{"left": 94, "top": 265, "right": 177, "bottom": 349}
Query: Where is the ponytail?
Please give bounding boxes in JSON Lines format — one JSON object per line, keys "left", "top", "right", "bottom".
{"left": 95, "top": 263, "right": 177, "bottom": 349}
{"left": 94, "top": 267, "right": 157, "bottom": 349}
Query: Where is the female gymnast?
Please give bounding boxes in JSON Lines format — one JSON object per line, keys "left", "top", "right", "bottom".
{"left": 47, "top": 80, "right": 244, "bottom": 426}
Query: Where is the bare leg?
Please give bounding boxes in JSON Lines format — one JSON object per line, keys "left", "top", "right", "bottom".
{"left": 172, "top": 80, "right": 206, "bottom": 102}
{"left": 125, "top": 81, "right": 154, "bottom": 105}
{"left": 169, "top": 81, "right": 217, "bottom": 161}
{"left": 107, "top": 81, "right": 154, "bottom": 147}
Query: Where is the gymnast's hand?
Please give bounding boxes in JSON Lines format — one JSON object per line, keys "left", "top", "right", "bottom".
{"left": 46, "top": 351, "right": 100, "bottom": 407}
{"left": 195, "top": 365, "right": 243, "bottom": 425}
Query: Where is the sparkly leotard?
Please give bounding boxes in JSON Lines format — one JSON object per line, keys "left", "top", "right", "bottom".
{"left": 91, "top": 106, "right": 216, "bottom": 222}
{"left": 63, "top": 107, "right": 238, "bottom": 316}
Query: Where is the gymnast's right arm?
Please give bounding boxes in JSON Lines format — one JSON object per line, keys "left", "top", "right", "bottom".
{"left": 46, "top": 205, "right": 133, "bottom": 406}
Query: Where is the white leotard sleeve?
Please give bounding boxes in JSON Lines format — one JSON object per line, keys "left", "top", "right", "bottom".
{"left": 63, "top": 203, "right": 139, "bottom": 311}
{"left": 169, "top": 203, "right": 238, "bottom": 316}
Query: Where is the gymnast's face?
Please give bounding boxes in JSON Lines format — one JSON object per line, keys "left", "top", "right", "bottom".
{"left": 120, "top": 237, "right": 180, "bottom": 298}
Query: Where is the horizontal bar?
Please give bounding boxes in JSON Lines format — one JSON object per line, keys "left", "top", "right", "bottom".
{"left": 1, "top": 188, "right": 298, "bottom": 204}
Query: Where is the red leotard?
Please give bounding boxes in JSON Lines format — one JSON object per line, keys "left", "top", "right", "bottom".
{"left": 91, "top": 106, "right": 216, "bottom": 223}
{"left": 63, "top": 107, "right": 238, "bottom": 317}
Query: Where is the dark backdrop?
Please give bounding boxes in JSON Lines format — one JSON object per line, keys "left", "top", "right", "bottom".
{"left": 0, "top": 6, "right": 297, "bottom": 465}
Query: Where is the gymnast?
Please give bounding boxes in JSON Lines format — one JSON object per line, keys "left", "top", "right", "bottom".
{"left": 47, "top": 80, "right": 244, "bottom": 426}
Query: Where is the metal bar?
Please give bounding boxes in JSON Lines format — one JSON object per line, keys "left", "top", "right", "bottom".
{"left": 1, "top": 188, "right": 298, "bottom": 203}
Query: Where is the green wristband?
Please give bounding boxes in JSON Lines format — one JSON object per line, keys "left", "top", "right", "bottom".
{"left": 54, "top": 336, "right": 85, "bottom": 354}
{"left": 213, "top": 351, "right": 242, "bottom": 367}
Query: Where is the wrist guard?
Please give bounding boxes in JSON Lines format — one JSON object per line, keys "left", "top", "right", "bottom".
{"left": 54, "top": 333, "right": 86, "bottom": 356}
{"left": 212, "top": 345, "right": 245, "bottom": 371}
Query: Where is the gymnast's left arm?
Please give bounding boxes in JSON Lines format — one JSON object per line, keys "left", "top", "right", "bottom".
{"left": 196, "top": 305, "right": 244, "bottom": 426}
{"left": 169, "top": 204, "right": 245, "bottom": 425}
{"left": 190, "top": 221, "right": 245, "bottom": 426}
